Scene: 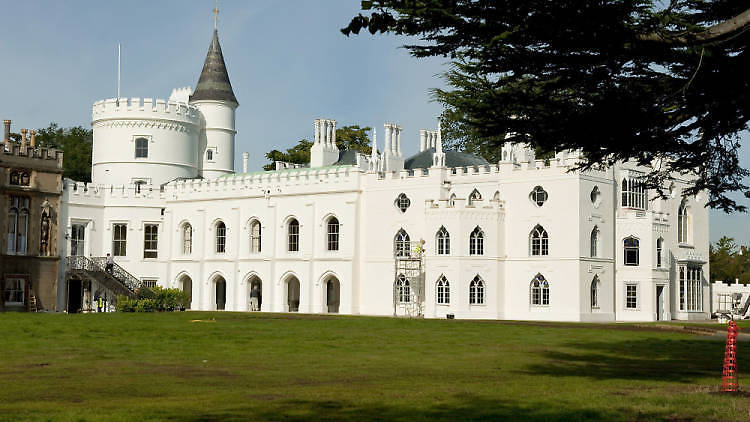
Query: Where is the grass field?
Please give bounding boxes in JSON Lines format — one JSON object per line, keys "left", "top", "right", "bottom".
{"left": 0, "top": 312, "right": 748, "bottom": 421}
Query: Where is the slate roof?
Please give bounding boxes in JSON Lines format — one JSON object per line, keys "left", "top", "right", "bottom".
{"left": 333, "top": 150, "right": 359, "bottom": 166}
{"left": 190, "top": 30, "right": 238, "bottom": 106}
{"left": 404, "top": 148, "right": 489, "bottom": 170}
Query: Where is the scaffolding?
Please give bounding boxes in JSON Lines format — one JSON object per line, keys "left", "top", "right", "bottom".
{"left": 393, "top": 241, "right": 425, "bottom": 317}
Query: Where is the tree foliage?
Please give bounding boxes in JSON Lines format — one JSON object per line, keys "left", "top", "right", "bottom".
{"left": 263, "top": 125, "right": 372, "bottom": 170}
{"left": 343, "top": 1, "right": 750, "bottom": 212}
{"left": 710, "top": 236, "right": 750, "bottom": 283}
{"left": 34, "top": 123, "right": 93, "bottom": 182}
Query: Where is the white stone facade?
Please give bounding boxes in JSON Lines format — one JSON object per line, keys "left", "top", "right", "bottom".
{"left": 56, "top": 30, "right": 711, "bottom": 322}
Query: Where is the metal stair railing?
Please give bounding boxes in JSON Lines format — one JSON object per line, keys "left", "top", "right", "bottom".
{"left": 89, "top": 257, "right": 145, "bottom": 293}
{"left": 65, "top": 256, "right": 141, "bottom": 299}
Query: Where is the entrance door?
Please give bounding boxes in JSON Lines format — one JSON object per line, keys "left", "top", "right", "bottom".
{"left": 656, "top": 286, "right": 665, "bottom": 321}
{"left": 67, "top": 279, "right": 83, "bottom": 313}
{"left": 71, "top": 224, "right": 85, "bottom": 256}
{"left": 287, "top": 278, "right": 300, "bottom": 312}
{"left": 326, "top": 279, "right": 340, "bottom": 313}
{"left": 216, "top": 278, "right": 226, "bottom": 310}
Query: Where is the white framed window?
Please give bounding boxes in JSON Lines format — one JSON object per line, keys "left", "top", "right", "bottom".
{"left": 591, "top": 276, "right": 600, "bottom": 309}
{"left": 134, "top": 137, "right": 148, "bottom": 158}
{"left": 6, "top": 195, "right": 29, "bottom": 255}
{"left": 590, "top": 226, "right": 599, "bottom": 258}
{"left": 71, "top": 223, "right": 86, "bottom": 256}
{"left": 143, "top": 224, "right": 158, "bottom": 259}
{"left": 112, "top": 223, "right": 127, "bottom": 256}
{"left": 625, "top": 284, "right": 638, "bottom": 309}
{"left": 469, "top": 226, "right": 484, "bottom": 255}
{"left": 436, "top": 226, "right": 450, "bottom": 255}
{"left": 656, "top": 237, "right": 664, "bottom": 268}
{"left": 529, "top": 225, "right": 549, "bottom": 256}
{"left": 394, "top": 229, "right": 410, "bottom": 257}
{"left": 141, "top": 279, "right": 158, "bottom": 288}
{"left": 530, "top": 186, "right": 548, "bottom": 207}
{"left": 215, "top": 221, "right": 226, "bottom": 254}
{"left": 397, "top": 274, "right": 410, "bottom": 303}
{"left": 206, "top": 149, "right": 214, "bottom": 161}
{"left": 326, "top": 217, "right": 339, "bottom": 251}
{"left": 395, "top": 193, "right": 410, "bottom": 213}
{"left": 469, "top": 275, "right": 485, "bottom": 305}
{"left": 623, "top": 237, "right": 639, "bottom": 266}
{"left": 182, "top": 223, "right": 192, "bottom": 255}
{"left": 287, "top": 219, "right": 299, "bottom": 252}
{"left": 436, "top": 275, "right": 450, "bottom": 305}
{"left": 679, "top": 265, "right": 703, "bottom": 311}
{"left": 249, "top": 220, "right": 261, "bottom": 253}
{"left": 678, "top": 202, "right": 689, "bottom": 244}
{"left": 4, "top": 277, "right": 25, "bottom": 306}
{"left": 621, "top": 177, "right": 647, "bottom": 210}
{"left": 448, "top": 193, "right": 456, "bottom": 208}
{"left": 530, "top": 273, "right": 549, "bottom": 306}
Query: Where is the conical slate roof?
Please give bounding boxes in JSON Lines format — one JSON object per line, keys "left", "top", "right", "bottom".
{"left": 190, "top": 30, "right": 238, "bottom": 106}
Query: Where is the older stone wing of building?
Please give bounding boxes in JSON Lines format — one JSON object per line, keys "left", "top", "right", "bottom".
{"left": 2, "top": 25, "right": 723, "bottom": 321}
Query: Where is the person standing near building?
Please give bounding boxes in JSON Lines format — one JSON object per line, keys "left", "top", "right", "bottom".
{"left": 105, "top": 253, "right": 114, "bottom": 274}
{"left": 97, "top": 297, "right": 103, "bottom": 312}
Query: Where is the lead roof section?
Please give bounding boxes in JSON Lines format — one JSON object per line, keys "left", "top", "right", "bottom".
{"left": 190, "top": 30, "right": 238, "bottom": 106}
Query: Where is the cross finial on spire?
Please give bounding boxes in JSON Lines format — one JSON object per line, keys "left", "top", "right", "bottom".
{"left": 213, "top": 0, "right": 219, "bottom": 30}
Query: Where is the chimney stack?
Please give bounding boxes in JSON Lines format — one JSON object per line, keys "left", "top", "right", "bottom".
{"left": 242, "top": 152, "right": 249, "bottom": 173}
{"left": 30, "top": 130, "right": 36, "bottom": 148}
{"left": 20, "top": 129, "right": 28, "bottom": 150}
{"left": 3, "top": 120, "right": 10, "bottom": 150}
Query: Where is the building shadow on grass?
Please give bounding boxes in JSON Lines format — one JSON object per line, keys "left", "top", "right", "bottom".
{"left": 179, "top": 396, "right": 673, "bottom": 422}
{"left": 520, "top": 337, "right": 725, "bottom": 382}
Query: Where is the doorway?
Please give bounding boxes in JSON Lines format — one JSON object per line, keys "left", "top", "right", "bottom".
{"left": 67, "top": 279, "right": 83, "bottom": 313}
{"left": 656, "top": 285, "right": 665, "bottom": 321}
{"left": 215, "top": 277, "right": 226, "bottom": 310}
{"left": 287, "top": 277, "right": 300, "bottom": 312}
{"left": 326, "top": 278, "right": 340, "bottom": 313}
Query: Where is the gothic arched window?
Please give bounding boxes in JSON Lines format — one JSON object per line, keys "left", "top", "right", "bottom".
{"left": 288, "top": 219, "right": 300, "bottom": 252}
{"left": 394, "top": 229, "right": 410, "bottom": 257}
{"left": 250, "top": 220, "right": 261, "bottom": 253}
{"left": 470, "top": 226, "right": 484, "bottom": 255}
{"left": 469, "top": 275, "right": 485, "bottom": 305}
{"left": 436, "top": 226, "right": 450, "bottom": 255}
{"left": 182, "top": 223, "right": 192, "bottom": 255}
{"left": 529, "top": 225, "right": 549, "bottom": 256}
{"left": 590, "top": 226, "right": 599, "bottom": 258}
{"left": 327, "top": 217, "right": 339, "bottom": 251}
{"left": 436, "top": 275, "right": 450, "bottom": 304}
{"left": 678, "top": 202, "right": 689, "bottom": 244}
{"left": 215, "top": 221, "right": 226, "bottom": 254}
{"left": 397, "top": 274, "right": 410, "bottom": 303}
{"left": 530, "top": 274, "right": 549, "bottom": 306}
{"left": 623, "top": 237, "right": 639, "bottom": 266}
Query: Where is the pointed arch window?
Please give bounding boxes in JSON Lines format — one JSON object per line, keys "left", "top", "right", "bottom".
{"left": 7, "top": 196, "right": 29, "bottom": 255}
{"left": 590, "top": 226, "right": 599, "bottom": 258}
{"left": 493, "top": 190, "right": 500, "bottom": 202}
{"left": 182, "top": 223, "right": 192, "bottom": 255}
{"left": 250, "top": 220, "right": 261, "bottom": 253}
{"left": 395, "top": 193, "right": 410, "bottom": 213}
{"left": 436, "top": 226, "right": 450, "bottom": 255}
{"left": 591, "top": 276, "right": 600, "bottom": 309}
{"left": 530, "top": 274, "right": 549, "bottom": 306}
{"left": 327, "top": 217, "right": 339, "bottom": 251}
{"left": 394, "top": 229, "right": 410, "bottom": 257}
{"left": 623, "top": 237, "right": 639, "bottom": 266}
{"left": 436, "top": 275, "right": 450, "bottom": 304}
{"left": 288, "top": 219, "right": 299, "bottom": 252}
{"left": 529, "top": 225, "right": 549, "bottom": 256}
{"left": 469, "top": 275, "right": 485, "bottom": 305}
{"left": 470, "top": 226, "right": 484, "bottom": 255}
{"left": 215, "top": 221, "right": 226, "bottom": 254}
{"left": 397, "top": 274, "right": 410, "bottom": 303}
{"left": 468, "top": 189, "right": 482, "bottom": 205}
{"left": 678, "top": 202, "right": 689, "bottom": 244}
{"left": 621, "top": 177, "right": 647, "bottom": 210}
{"left": 448, "top": 193, "right": 456, "bottom": 208}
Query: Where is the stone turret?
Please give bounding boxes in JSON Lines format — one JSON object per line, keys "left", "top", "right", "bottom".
{"left": 190, "top": 29, "right": 238, "bottom": 180}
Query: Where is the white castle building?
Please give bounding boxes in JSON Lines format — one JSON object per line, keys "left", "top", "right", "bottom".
{"left": 57, "top": 26, "right": 710, "bottom": 322}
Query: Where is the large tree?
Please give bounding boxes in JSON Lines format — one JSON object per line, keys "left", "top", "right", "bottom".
{"left": 263, "top": 125, "right": 372, "bottom": 170}
{"left": 343, "top": 1, "right": 750, "bottom": 212}
{"left": 34, "top": 123, "right": 93, "bottom": 182}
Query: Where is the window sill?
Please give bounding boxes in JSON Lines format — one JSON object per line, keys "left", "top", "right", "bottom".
{"left": 678, "top": 243, "right": 694, "bottom": 249}
{"left": 469, "top": 303, "right": 486, "bottom": 307}
{"left": 530, "top": 305, "right": 550, "bottom": 308}
{"left": 436, "top": 303, "right": 450, "bottom": 307}
{"left": 653, "top": 267, "right": 668, "bottom": 272}
{"left": 624, "top": 307, "right": 640, "bottom": 311}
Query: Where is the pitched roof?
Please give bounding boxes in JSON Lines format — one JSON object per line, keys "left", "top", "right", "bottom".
{"left": 190, "top": 30, "right": 238, "bottom": 106}
{"left": 404, "top": 148, "right": 489, "bottom": 170}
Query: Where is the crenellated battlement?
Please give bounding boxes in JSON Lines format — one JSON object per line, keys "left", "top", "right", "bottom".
{"left": 2, "top": 143, "right": 64, "bottom": 169}
{"left": 91, "top": 97, "right": 201, "bottom": 124}
{"left": 63, "top": 179, "right": 165, "bottom": 202}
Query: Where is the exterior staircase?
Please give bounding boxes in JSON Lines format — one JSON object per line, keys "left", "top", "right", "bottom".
{"left": 65, "top": 256, "right": 148, "bottom": 300}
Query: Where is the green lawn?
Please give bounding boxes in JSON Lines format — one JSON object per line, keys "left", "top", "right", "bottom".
{"left": 0, "top": 312, "right": 747, "bottom": 422}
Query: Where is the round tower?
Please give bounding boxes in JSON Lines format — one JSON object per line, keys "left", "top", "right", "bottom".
{"left": 190, "top": 29, "right": 238, "bottom": 179}
{"left": 90, "top": 97, "right": 201, "bottom": 186}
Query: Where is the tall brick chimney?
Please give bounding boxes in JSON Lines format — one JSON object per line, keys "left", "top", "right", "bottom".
{"left": 3, "top": 119, "right": 9, "bottom": 150}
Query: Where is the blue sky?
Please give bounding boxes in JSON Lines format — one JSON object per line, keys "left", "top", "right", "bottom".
{"left": 0, "top": 1, "right": 747, "bottom": 244}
